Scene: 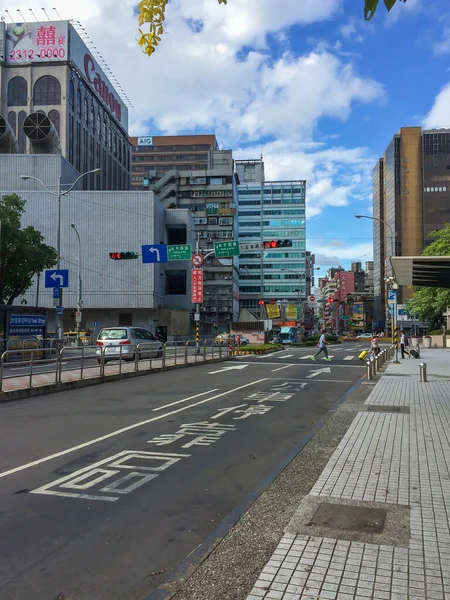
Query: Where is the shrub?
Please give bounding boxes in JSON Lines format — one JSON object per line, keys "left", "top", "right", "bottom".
{"left": 427, "top": 329, "right": 450, "bottom": 336}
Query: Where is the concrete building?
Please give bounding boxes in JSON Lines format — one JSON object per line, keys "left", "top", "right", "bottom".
{"left": 143, "top": 149, "right": 239, "bottom": 326}
{"left": 0, "top": 20, "right": 130, "bottom": 190}
{"left": 0, "top": 155, "right": 194, "bottom": 337}
{"left": 372, "top": 127, "right": 450, "bottom": 324}
{"left": 238, "top": 179, "right": 307, "bottom": 317}
{"left": 235, "top": 158, "right": 265, "bottom": 184}
{"left": 130, "top": 134, "right": 219, "bottom": 190}
{"left": 365, "top": 261, "right": 374, "bottom": 295}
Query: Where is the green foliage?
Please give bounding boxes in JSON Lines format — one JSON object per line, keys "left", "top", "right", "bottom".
{"left": 0, "top": 194, "right": 57, "bottom": 305}
{"left": 301, "top": 334, "right": 338, "bottom": 343}
{"left": 364, "top": 0, "right": 407, "bottom": 20}
{"left": 406, "top": 224, "right": 450, "bottom": 328}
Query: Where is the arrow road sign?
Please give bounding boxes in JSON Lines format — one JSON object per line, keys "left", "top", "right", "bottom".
{"left": 141, "top": 244, "right": 168, "bottom": 264}
{"left": 208, "top": 365, "right": 248, "bottom": 375}
{"left": 45, "top": 269, "right": 69, "bottom": 288}
{"left": 306, "top": 367, "right": 331, "bottom": 379}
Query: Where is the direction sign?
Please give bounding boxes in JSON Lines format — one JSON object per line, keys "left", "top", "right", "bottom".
{"left": 167, "top": 244, "right": 192, "bottom": 261}
{"left": 239, "top": 242, "right": 264, "bottom": 251}
{"left": 45, "top": 269, "right": 69, "bottom": 288}
{"left": 191, "top": 269, "right": 204, "bottom": 303}
{"left": 141, "top": 244, "right": 168, "bottom": 264}
{"left": 214, "top": 241, "right": 240, "bottom": 258}
{"left": 56, "top": 306, "right": 64, "bottom": 316}
{"left": 192, "top": 254, "right": 204, "bottom": 267}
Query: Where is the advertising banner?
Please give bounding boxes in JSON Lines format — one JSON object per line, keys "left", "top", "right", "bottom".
{"left": 265, "top": 303, "right": 281, "bottom": 319}
{"left": 191, "top": 269, "right": 203, "bottom": 304}
{"left": 286, "top": 304, "right": 297, "bottom": 319}
{"left": 5, "top": 21, "right": 68, "bottom": 65}
{"left": 352, "top": 302, "right": 364, "bottom": 321}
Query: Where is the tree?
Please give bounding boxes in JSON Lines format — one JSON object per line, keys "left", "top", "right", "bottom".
{"left": 406, "top": 224, "right": 450, "bottom": 329}
{"left": 137, "top": 0, "right": 407, "bottom": 56}
{"left": 0, "top": 194, "right": 58, "bottom": 305}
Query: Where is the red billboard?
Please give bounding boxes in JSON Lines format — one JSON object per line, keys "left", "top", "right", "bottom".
{"left": 191, "top": 269, "right": 203, "bottom": 303}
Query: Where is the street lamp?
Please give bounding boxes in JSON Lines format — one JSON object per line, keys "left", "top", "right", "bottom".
{"left": 20, "top": 168, "right": 101, "bottom": 337}
{"left": 281, "top": 268, "right": 320, "bottom": 328}
{"left": 71, "top": 224, "right": 82, "bottom": 346}
{"left": 354, "top": 214, "right": 399, "bottom": 363}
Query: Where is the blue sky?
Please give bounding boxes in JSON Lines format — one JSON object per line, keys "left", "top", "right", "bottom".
{"left": 17, "top": 0, "right": 450, "bottom": 279}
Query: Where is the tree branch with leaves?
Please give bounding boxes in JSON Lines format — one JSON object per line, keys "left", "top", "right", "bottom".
{"left": 137, "top": 0, "right": 407, "bottom": 56}
{"left": 0, "top": 194, "right": 57, "bottom": 306}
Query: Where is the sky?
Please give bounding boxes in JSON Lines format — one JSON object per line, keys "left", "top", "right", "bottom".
{"left": 4, "top": 0, "right": 450, "bottom": 279}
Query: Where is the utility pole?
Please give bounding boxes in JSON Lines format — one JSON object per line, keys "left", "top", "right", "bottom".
{"left": 195, "top": 232, "right": 201, "bottom": 354}
{"left": 71, "top": 224, "right": 82, "bottom": 346}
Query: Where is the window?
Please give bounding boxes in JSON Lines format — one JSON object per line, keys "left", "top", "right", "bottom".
{"left": 48, "top": 110, "right": 60, "bottom": 135}
{"left": 68, "top": 80, "right": 74, "bottom": 110}
{"left": 90, "top": 105, "right": 95, "bottom": 131}
{"left": 193, "top": 217, "right": 207, "bottom": 225}
{"left": 84, "top": 98, "right": 88, "bottom": 125}
{"left": 96, "top": 111, "right": 101, "bottom": 138}
{"left": 18, "top": 111, "right": 26, "bottom": 153}
{"left": 33, "top": 75, "right": 61, "bottom": 105}
{"left": 7, "top": 111, "right": 17, "bottom": 136}
{"left": 210, "top": 177, "right": 223, "bottom": 185}
{"left": 8, "top": 77, "right": 28, "bottom": 106}
{"left": 219, "top": 217, "right": 233, "bottom": 225}
{"left": 76, "top": 88, "right": 81, "bottom": 116}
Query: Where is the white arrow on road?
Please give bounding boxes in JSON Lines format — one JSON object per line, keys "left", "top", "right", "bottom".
{"left": 50, "top": 272, "right": 64, "bottom": 285}
{"left": 149, "top": 247, "right": 160, "bottom": 261}
{"left": 208, "top": 365, "right": 248, "bottom": 375}
{"left": 306, "top": 367, "right": 331, "bottom": 379}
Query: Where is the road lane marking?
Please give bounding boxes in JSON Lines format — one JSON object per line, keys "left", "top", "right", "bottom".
{"left": 208, "top": 365, "right": 248, "bottom": 375}
{"left": 276, "top": 354, "right": 294, "bottom": 359}
{"left": 271, "top": 364, "right": 294, "bottom": 372}
{"left": 268, "top": 377, "right": 352, "bottom": 383}
{"left": 306, "top": 367, "right": 332, "bottom": 379}
{"left": 298, "top": 355, "right": 314, "bottom": 360}
{"left": 344, "top": 356, "right": 354, "bottom": 360}
{"left": 0, "top": 378, "right": 268, "bottom": 481}
{"left": 152, "top": 390, "right": 219, "bottom": 412}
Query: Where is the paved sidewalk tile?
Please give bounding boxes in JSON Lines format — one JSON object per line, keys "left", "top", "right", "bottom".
{"left": 246, "top": 376, "right": 450, "bottom": 599}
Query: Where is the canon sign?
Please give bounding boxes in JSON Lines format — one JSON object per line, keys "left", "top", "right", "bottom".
{"left": 84, "top": 53, "right": 121, "bottom": 122}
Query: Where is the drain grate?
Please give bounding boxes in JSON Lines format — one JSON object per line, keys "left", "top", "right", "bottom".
{"left": 367, "top": 405, "right": 409, "bottom": 414}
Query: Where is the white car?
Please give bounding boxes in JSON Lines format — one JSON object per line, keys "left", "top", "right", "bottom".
{"left": 356, "top": 333, "right": 373, "bottom": 340}
{"left": 96, "top": 327, "right": 163, "bottom": 363}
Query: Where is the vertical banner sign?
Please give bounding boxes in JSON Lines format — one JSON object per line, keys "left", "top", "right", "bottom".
{"left": 191, "top": 269, "right": 204, "bottom": 303}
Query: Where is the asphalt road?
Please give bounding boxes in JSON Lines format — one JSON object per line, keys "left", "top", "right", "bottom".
{"left": 0, "top": 346, "right": 365, "bottom": 600}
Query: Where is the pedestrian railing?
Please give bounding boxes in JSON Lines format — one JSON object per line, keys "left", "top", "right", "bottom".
{"left": 0, "top": 340, "right": 224, "bottom": 393}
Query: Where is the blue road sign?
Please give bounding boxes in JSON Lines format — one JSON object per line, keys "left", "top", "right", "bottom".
{"left": 56, "top": 306, "right": 65, "bottom": 316}
{"left": 141, "top": 244, "right": 168, "bottom": 264}
{"left": 93, "top": 320, "right": 98, "bottom": 328}
{"left": 53, "top": 288, "right": 60, "bottom": 299}
{"left": 45, "top": 269, "right": 69, "bottom": 288}
{"left": 387, "top": 290, "right": 397, "bottom": 301}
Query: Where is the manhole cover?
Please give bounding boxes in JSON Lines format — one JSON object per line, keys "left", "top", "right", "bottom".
{"left": 310, "top": 503, "right": 387, "bottom": 534}
{"left": 367, "top": 405, "right": 409, "bottom": 413}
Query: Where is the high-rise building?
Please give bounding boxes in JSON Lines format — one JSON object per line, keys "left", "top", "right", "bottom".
{"left": 144, "top": 148, "right": 239, "bottom": 325}
{"left": 372, "top": 126, "right": 450, "bottom": 324}
{"left": 365, "top": 261, "right": 374, "bottom": 295}
{"left": 0, "top": 20, "right": 130, "bottom": 190}
{"left": 238, "top": 180, "right": 307, "bottom": 317}
{"left": 129, "top": 134, "right": 219, "bottom": 190}
{"left": 235, "top": 158, "right": 265, "bottom": 184}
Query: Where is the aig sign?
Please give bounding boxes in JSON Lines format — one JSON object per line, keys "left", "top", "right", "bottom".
{"left": 138, "top": 137, "right": 154, "bottom": 146}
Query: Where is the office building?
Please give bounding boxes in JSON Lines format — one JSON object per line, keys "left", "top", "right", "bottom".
{"left": 372, "top": 127, "right": 450, "bottom": 324}
{"left": 365, "top": 261, "right": 374, "bottom": 295}
{"left": 235, "top": 158, "right": 265, "bottom": 184}
{"left": 0, "top": 20, "right": 130, "bottom": 190}
{"left": 0, "top": 154, "right": 194, "bottom": 337}
{"left": 130, "top": 134, "right": 219, "bottom": 190}
{"left": 238, "top": 180, "right": 307, "bottom": 317}
{"left": 144, "top": 149, "right": 239, "bottom": 325}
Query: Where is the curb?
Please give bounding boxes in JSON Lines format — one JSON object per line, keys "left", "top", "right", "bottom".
{"left": 0, "top": 357, "right": 228, "bottom": 403}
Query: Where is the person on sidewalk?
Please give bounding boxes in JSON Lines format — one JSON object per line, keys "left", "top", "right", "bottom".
{"left": 312, "top": 329, "right": 331, "bottom": 361}
{"left": 400, "top": 330, "right": 407, "bottom": 359}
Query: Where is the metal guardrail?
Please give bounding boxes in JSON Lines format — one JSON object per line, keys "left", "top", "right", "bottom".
{"left": 0, "top": 340, "right": 224, "bottom": 393}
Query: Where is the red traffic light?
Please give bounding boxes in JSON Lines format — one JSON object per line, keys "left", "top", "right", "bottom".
{"left": 263, "top": 239, "right": 293, "bottom": 249}
{"left": 327, "top": 298, "right": 334, "bottom": 303}
{"left": 110, "top": 252, "right": 121, "bottom": 260}
{"left": 258, "top": 300, "right": 265, "bottom": 305}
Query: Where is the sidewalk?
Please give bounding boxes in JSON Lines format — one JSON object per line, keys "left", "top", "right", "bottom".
{"left": 246, "top": 348, "right": 450, "bottom": 600}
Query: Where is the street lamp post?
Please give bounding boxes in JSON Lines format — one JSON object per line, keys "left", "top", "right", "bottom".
{"left": 354, "top": 214, "right": 399, "bottom": 363}
{"left": 20, "top": 169, "right": 101, "bottom": 338}
{"left": 71, "top": 224, "right": 82, "bottom": 346}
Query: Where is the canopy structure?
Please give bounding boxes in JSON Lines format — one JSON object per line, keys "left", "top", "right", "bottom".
{"left": 390, "top": 256, "right": 450, "bottom": 288}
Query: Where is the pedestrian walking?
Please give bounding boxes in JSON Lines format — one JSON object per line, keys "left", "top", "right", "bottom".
{"left": 312, "top": 329, "right": 331, "bottom": 361}
{"left": 400, "top": 330, "right": 407, "bottom": 359}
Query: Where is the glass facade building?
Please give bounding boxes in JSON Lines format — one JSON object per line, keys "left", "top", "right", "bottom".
{"left": 238, "top": 181, "right": 307, "bottom": 315}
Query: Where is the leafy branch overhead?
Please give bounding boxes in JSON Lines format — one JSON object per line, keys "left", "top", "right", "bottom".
{"left": 137, "top": 0, "right": 407, "bottom": 56}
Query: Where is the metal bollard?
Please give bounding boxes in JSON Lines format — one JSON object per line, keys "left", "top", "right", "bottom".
{"left": 372, "top": 354, "right": 377, "bottom": 375}
{"left": 420, "top": 362, "right": 427, "bottom": 383}
{"left": 366, "top": 360, "right": 373, "bottom": 381}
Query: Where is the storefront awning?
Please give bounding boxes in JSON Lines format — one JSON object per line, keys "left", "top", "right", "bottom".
{"left": 390, "top": 256, "right": 450, "bottom": 288}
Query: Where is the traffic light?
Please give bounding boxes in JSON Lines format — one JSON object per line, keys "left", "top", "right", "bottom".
{"left": 109, "top": 252, "right": 139, "bottom": 260}
{"left": 263, "top": 239, "right": 293, "bottom": 249}
{"left": 327, "top": 298, "right": 334, "bottom": 303}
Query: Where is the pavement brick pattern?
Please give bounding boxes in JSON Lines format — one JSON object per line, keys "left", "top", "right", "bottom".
{"left": 247, "top": 377, "right": 450, "bottom": 599}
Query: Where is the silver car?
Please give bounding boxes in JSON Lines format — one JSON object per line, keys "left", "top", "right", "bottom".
{"left": 96, "top": 327, "right": 163, "bottom": 363}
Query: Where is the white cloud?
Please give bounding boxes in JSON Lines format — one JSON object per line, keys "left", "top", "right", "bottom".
{"left": 339, "top": 18, "right": 364, "bottom": 42}
{"left": 311, "top": 242, "right": 374, "bottom": 267}
{"left": 384, "top": 0, "right": 422, "bottom": 27}
{"left": 423, "top": 83, "right": 450, "bottom": 129}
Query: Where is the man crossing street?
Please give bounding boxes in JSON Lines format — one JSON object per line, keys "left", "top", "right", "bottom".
{"left": 312, "top": 329, "right": 331, "bottom": 361}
